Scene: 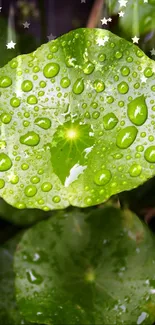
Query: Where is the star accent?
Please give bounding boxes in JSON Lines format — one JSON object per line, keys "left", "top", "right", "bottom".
{"left": 6, "top": 40, "right": 16, "bottom": 49}
{"left": 0, "top": 7, "right": 2, "bottom": 12}
{"left": 118, "top": 11, "right": 125, "bottom": 17}
{"left": 101, "top": 18, "right": 108, "bottom": 25}
{"left": 97, "top": 36, "right": 109, "bottom": 46}
{"left": 23, "top": 21, "right": 30, "bottom": 28}
{"left": 141, "top": 76, "right": 147, "bottom": 83}
{"left": 118, "top": 0, "right": 128, "bottom": 7}
{"left": 132, "top": 36, "right": 140, "bottom": 43}
{"left": 107, "top": 17, "right": 112, "bottom": 22}
{"left": 150, "top": 48, "right": 155, "bottom": 56}
{"left": 47, "top": 33, "right": 56, "bottom": 41}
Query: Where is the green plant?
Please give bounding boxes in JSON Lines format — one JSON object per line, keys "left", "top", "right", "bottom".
{"left": 1, "top": 27, "right": 155, "bottom": 324}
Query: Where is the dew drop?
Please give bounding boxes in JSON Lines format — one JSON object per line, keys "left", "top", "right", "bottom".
{"left": 93, "top": 80, "right": 105, "bottom": 92}
{"left": 24, "top": 185, "right": 37, "bottom": 197}
{"left": 116, "top": 126, "right": 138, "bottom": 149}
{"left": 129, "top": 164, "right": 142, "bottom": 177}
{"left": 127, "top": 95, "right": 148, "bottom": 126}
{"left": 144, "top": 67, "right": 153, "bottom": 78}
{"left": 94, "top": 169, "right": 112, "bottom": 186}
{"left": 0, "top": 153, "right": 12, "bottom": 171}
{"left": 30, "top": 176, "right": 40, "bottom": 184}
{"left": 121, "top": 66, "right": 130, "bottom": 76}
{"left": 20, "top": 131, "right": 40, "bottom": 146}
{"left": 26, "top": 269, "right": 43, "bottom": 284}
{"left": 10, "top": 97, "right": 21, "bottom": 107}
{"left": 117, "top": 81, "right": 129, "bottom": 94}
{"left": 144, "top": 146, "right": 155, "bottom": 163}
{"left": 41, "top": 182, "right": 52, "bottom": 192}
{"left": 60, "top": 77, "right": 71, "bottom": 88}
{"left": 83, "top": 62, "right": 95, "bottom": 74}
{"left": 27, "top": 95, "right": 38, "bottom": 105}
{"left": 52, "top": 195, "right": 61, "bottom": 203}
{"left": 34, "top": 117, "right": 51, "bottom": 130}
{"left": 0, "top": 76, "right": 12, "bottom": 88}
{"left": 73, "top": 78, "right": 84, "bottom": 94}
{"left": 0, "top": 179, "right": 5, "bottom": 189}
{"left": 103, "top": 112, "right": 118, "bottom": 130}
{"left": 21, "top": 80, "right": 33, "bottom": 92}
{"left": 43, "top": 62, "right": 60, "bottom": 78}
{"left": 1, "top": 112, "right": 12, "bottom": 124}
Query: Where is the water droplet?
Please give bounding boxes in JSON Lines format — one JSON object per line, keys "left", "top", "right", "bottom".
{"left": 103, "top": 113, "right": 118, "bottom": 130}
{"left": 24, "top": 185, "right": 37, "bottom": 197}
{"left": 27, "top": 95, "right": 38, "bottom": 105}
{"left": 39, "top": 81, "right": 46, "bottom": 88}
{"left": 30, "top": 176, "right": 40, "bottom": 184}
{"left": 117, "top": 81, "right": 129, "bottom": 94}
{"left": 50, "top": 44, "right": 58, "bottom": 53}
{"left": 0, "top": 76, "right": 12, "bottom": 88}
{"left": 34, "top": 117, "right": 51, "bottom": 130}
{"left": 10, "top": 60, "right": 18, "bottom": 69}
{"left": 10, "top": 175, "right": 19, "bottom": 184}
{"left": 94, "top": 169, "right": 111, "bottom": 185}
{"left": 129, "top": 164, "right": 142, "bottom": 177}
{"left": 144, "top": 67, "right": 153, "bottom": 78}
{"left": 93, "top": 80, "right": 105, "bottom": 92}
{"left": 1, "top": 112, "right": 12, "bottom": 124}
{"left": 92, "top": 111, "right": 100, "bottom": 119}
{"left": 0, "top": 153, "right": 12, "bottom": 171}
{"left": 98, "top": 53, "right": 106, "bottom": 62}
{"left": 20, "top": 131, "right": 40, "bottom": 146}
{"left": 21, "top": 163, "right": 29, "bottom": 170}
{"left": 116, "top": 126, "right": 138, "bottom": 149}
{"left": 21, "top": 80, "right": 33, "bottom": 92}
{"left": 127, "top": 95, "right": 148, "bottom": 126}
{"left": 26, "top": 269, "right": 43, "bottom": 284}
{"left": 0, "top": 179, "right": 5, "bottom": 188}
{"left": 41, "top": 182, "right": 52, "bottom": 192}
{"left": 73, "top": 78, "right": 84, "bottom": 94}
{"left": 60, "top": 77, "right": 71, "bottom": 88}
{"left": 115, "top": 51, "right": 122, "bottom": 59}
{"left": 83, "top": 62, "right": 95, "bottom": 74}
{"left": 10, "top": 97, "right": 21, "bottom": 107}
{"left": 144, "top": 146, "right": 155, "bottom": 163}
{"left": 121, "top": 66, "right": 130, "bottom": 76}
{"left": 52, "top": 195, "right": 61, "bottom": 203}
{"left": 43, "top": 62, "right": 60, "bottom": 78}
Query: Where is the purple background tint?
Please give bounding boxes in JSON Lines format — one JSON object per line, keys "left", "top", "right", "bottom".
{"left": 2, "top": 0, "right": 94, "bottom": 45}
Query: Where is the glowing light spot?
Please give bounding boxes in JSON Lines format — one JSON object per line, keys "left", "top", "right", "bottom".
{"left": 66, "top": 128, "right": 79, "bottom": 140}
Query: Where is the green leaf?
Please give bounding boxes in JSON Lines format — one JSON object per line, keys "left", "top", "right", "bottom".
{"left": 1, "top": 28, "right": 155, "bottom": 211}
{"left": 106, "top": 0, "right": 155, "bottom": 38}
{"left": 0, "top": 198, "right": 50, "bottom": 225}
{"left": 14, "top": 206, "right": 155, "bottom": 325}
{"left": 0, "top": 234, "right": 32, "bottom": 324}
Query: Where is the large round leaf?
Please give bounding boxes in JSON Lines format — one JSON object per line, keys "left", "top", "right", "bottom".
{"left": 1, "top": 28, "right": 155, "bottom": 210}
{"left": 14, "top": 206, "right": 155, "bottom": 325}
{"left": 0, "top": 234, "right": 32, "bottom": 324}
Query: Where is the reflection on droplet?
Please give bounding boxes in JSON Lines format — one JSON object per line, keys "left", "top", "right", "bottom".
{"left": 144, "top": 146, "right": 155, "bottom": 163}
{"left": 0, "top": 153, "right": 12, "bottom": 171}
{"left": 103, "top": 113, "right": 118, "bottom": 130}
{"left": 127, "top": 95, "right": 148, "bottom": 126}
{"left": 72, "top": 78, "right": 84, "bottom": 94}
{"left": 26, "top": 269, "right": 43, "bottom": 284}
{"left": 43, "top": 62, "right": 60, "bottom": 78}
{"left": 116, "top": 126, "right": 138, "bottom": 149}
{"left": 129, "top": 164, "right": 142, "bottom": 177}
{"left": 20, "top": 131, "right": 40, "bottom": 146}
{"left": 94, "top": 169, "right": 112, "bottom": 186}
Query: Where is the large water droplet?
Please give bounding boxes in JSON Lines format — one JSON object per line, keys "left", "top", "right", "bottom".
{"left": 27, "top": 95, "right": 38, "bottom": 105}
{"left": 1, "top": 112, "right": 12, "bottom": 124}
{"left": 41, "top": 182, "right": 52, "bottom": 192}
{"left": 144, "top": 146, "right": 155, "bottom": 163}
{"left": 129, "top": 164, "right": 142, "bottom": 177}
{"left": 83, "top": 61, "right": 95, "bottom": 75}
{"left": 34, "top": 117, "right": 51, "bottom": 130}
{"left": 43, "top": 62, "right": 60, "bottom": 78}
{"left": 103, "top": 113, "right": 118, "bottom": 130}
{"left": 21, "top": 80, "right": 33, "bottom": 92}
{"left": 60, "top": 77, "right": 71, "bottom": 88}
{"left": 72, "top": 78, "right": 84, "bottom": 94}
{"left": 0, "top": 76, "right": 12, "bottom": 88}
{"left": 10, "top": 97, "right": 21, "bottom": 107}
{"left": 24, "top": 185, "right": 37, "bottom": 197}
{"left": 127, "top": 95, "right": 148, "bottom": 126}
{"left": 116, "top": 126, "right": 138, "bottom": 149}
{"left": 20, "top": 131, "right": 40, "bottom": 146}
{"left": 117, "top": 81, "right": 129, "bottom": 94}
{"left": 93, "top": 80, "right": 105, "bottom": 92}
{"left": 0, "top": 153, "right": 12, "bottom": 171}
{"left": 26, "top": 269, "right": 43, "bottom": 284}
{"left": 94, "top": 169, "right": 112, "bottom": 186}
